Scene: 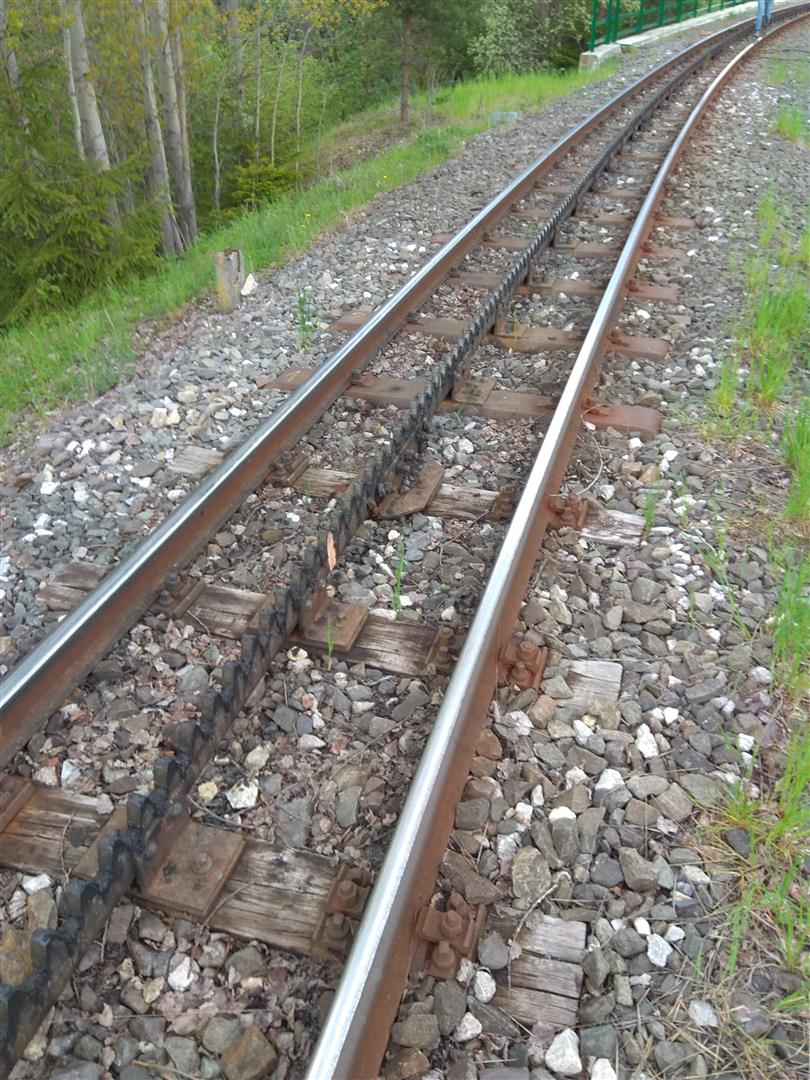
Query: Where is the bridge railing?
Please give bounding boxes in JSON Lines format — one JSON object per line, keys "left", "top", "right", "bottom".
{"left": 589, "top": 0, "right": 747, "bottom": 50}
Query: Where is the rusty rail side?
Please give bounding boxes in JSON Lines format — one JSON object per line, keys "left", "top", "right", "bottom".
{"left": 305, "top": 12, "right": 810, "bottom": 1079}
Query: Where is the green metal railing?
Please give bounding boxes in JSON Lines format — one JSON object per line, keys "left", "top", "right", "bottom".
{"left": 589, "top": 1, "right": 747, "bottom": 49}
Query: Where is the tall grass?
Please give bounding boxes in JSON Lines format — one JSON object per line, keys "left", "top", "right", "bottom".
{"left": 0, "top": 64, "right": 608, "bottom": 443}
{"left": 775, "top": 102, "right": 810, "bottom": 146}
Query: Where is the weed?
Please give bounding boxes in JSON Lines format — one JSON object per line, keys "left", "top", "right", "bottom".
{"left": 296, "top": 287, "right": 316, "bottom": 348}
{"left": 783, "top": 399, "right": 810, "bottom": 522}
{"left": 642, "top": 489, "right": 659, "bottom": 534}
{"left": 392, "top": 540, "right": 406, "bottom": 618}
{"left": 772, "top": 552, "right": 810, "bottom": 697}
{"left": 767, "top": 56, "right": 810, "bottom": 90}
{"left": 774, "top": 102, "right": 810, "bottom": 146}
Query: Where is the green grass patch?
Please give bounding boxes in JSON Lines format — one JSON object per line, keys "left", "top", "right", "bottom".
{"left": 783, "top": 399, "right": 810, "bottom": 522}
{"left": 0, "top": 63, "right": 610, "bottom": 444}
{"left": 774, "top": 102, "right": 810, "bottom": 146}
{"left": 766, "top": 56, "right": 810, "bottom": 90}
{"left": 773, "top": 551, "right": 810, "bottom": 697}
{"left": 716, "top": 722, "right": 810, "bottom": 998}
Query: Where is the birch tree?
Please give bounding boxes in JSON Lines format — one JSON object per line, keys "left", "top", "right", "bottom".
{"left": 150, "top": 0, "right": 197, "bottom": 244}
{"left": 137, "top": 0, "right": 183, "bottom": 254}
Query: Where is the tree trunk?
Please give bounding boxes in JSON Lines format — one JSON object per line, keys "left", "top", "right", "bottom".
{"left": 1, "top": 0, "right": 32, "bottom": 135}
{"left": 67, "top": 0, "right": 111, "bottom": 168}
{"left": 150, "top": 0, "right": 196, "bottom": 244}
{"left": 170, "top": 21, "right": 191, "bottom": 201}
{"left": 269, "top": 39, "right": 290, "bottom": 168}
{"left": 62, "top": 13, "right": 84, "bottom": 159}
{"left": 212, "top": 74, "right": 224, "bottom": 215}
{"left": 294, "top": 22, "right": 313, "bottom": 172}
{"left": 224, "top": 0, "right": 244, "bottom": 133}
{"left": 400, "top": 8, "right": 412, "bottom": 127}
{"left": 137, "top": 0, "right": 183, "bottom": 254}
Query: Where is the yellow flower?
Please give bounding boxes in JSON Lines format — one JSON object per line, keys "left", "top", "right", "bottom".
{"left": 383, "top": 174, "right": 389, "bottom": 179}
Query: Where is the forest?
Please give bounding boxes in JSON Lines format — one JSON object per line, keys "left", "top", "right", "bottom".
{"left": 0, "top": 1, "right": 591, "bottom": 329}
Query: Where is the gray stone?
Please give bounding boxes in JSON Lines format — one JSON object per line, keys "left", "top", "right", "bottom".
{"left": 679, "top": 773, "right": 721, "bottom": 806}
{"left": 611, "top": 927, "right": 646, "bottom": 958}
{"left": 551, "top": 817, "right": 580, "bottom": 864}
{"left": 468, "top": 1000, "right": 520, "bottom": 1038}
{"left": 226, "top": 945, "right": 264, "bottom": 978}
{"left": 434, "top": 979, "right": 467, "bottom": 1035}
{"left": 391, "top": 689, "right": 429, "bottom": 722}
{"left": 543, "top": 675, "right": 573, "bottom": 700}
{"left": 653, "top": 783, "right": 693, "bottom": 823}
{"left": 688, "top": 1000, "right": 720, "bottom": 1028}
{"left": 590, "top": 854, "right": 623, "bottom": 887}
{"left": 50, "top": 1067, "right": 105, "bottom": 1080}
{"left": 582, "top": 947, "right": 611, "bottom": 989}
{"left": 202, "top": 1015, "right": 243, "bottom": 1054}
{"left": 277, "top": 795, "right": 313, "bottom": 847}
{"left": 512, "top": 847, "right": 552, "bottom": 903}
{"left": 653, "top": 1040, "right": 693, "bottom": 1072}
{"left": 336, "top": 786, "right": 362, "bottom": 828}
{"left": 684, "top": 672, "right": 726, "bottom": 705}
{"left": 478, "top": 931, "right": 509, "bottom": 970}
{"left": 619, "top": 847, "right": 659, "bottom": 892}
{"left": 724, "top": 828, "right": 751, "bottom": 858}
{"left": 455, "top": 798, "right": 490, "bottom": 830}
{"left": 177, "top": 665, "right": 209, "bottom": 700}
{"left": 166, "top": 1037, "right": 200, "bottom": 1075}
{"left": 443, "top": 851, "right": 502, "bottom": 905}
{"left": 579, "top": 1025, "right": 617, "bottom": 1058}
{"left": 390, "top": 1012, "right": 440, "bottom": 1050}
{"left": 626, "top": 775, "right": 669, "bottom": 798}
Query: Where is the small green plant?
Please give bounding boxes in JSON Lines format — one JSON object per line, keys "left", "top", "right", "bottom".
{"left": 392, "top": 540, "right": 406, "bottom": 618}
{"left": 642, "top": 489, "right": 658, "bottom": 534}
{"left": 783, "top": 399, "right": 810, "bottom": 522}
{"left": 296, "top": 288, "right": 316, "bottom": 348}
{"left": 775, "top": 102, "right": 810, "bottom": 147}
{"left": 772, "top": 552, "right": 810, "bottom": 696}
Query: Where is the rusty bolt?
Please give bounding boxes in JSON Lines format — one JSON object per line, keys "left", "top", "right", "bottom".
{"left": 336, "top": 879, "right": 359, "bottom": 906}
{"left": 511, "top": 663, "right": 530, "bottom": 687}
{"left": 518, "top": 640, "right": 536, "bottom": 662}
{"left": 191, "top": 852, "right": 213, "bottom": 876}
{"left": 431, "top": 940, "right": 458, "bottom": 979}
{"left": 439, "top": 910, "right": 464, "bottom": 940}
{"left": 324, "top": 913, "right": 352, "bottom": 949}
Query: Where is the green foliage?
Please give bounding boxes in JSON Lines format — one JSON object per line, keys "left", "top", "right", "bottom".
{"left": 775, "top": 102, "right": 810, "bottom": 146}
{"left": 230, "top": 156, "right": 296, "bottom": 213}
{"left": 783, "top": 399, "right": 810, "bottom": 523}
{"left": 471, "top": 0, "right": 590, "bottom": 75}
{"left": 773, "top": 553, "right": 810, "bottom": 697}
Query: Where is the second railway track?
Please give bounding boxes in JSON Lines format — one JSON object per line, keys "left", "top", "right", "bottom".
{"left": 1, "top": 8, "right": 808, "bottom": 1078}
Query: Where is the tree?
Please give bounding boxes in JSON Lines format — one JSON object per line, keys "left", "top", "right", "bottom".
{"left": 472, "top": 0, "right": 590, "bottom": 75}
{"left": 136, "top": 0, "right": 183, "bottom": 254}
{"left": 149, "top": 0, "right": 197, "bottom": 244}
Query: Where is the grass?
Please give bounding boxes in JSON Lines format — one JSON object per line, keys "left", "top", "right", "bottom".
{"left": 774, "top": 102, "right": 810, "bottom": 146}
{"left": 392, "top": 540, "right": 406, "bottom": 619}
{"left": 766, "top": 55, "right": 810, "bottom": 90}
{"left": 772, "top": 551, "right": 810, "bottom": 697}
{"left": 715, "top": 723, "right": 810, "bottom": 998}
{"left": 783, "top": 399, "right": 810, "bottom": 521}
{"left": 0, "top": 63, "right": 609, "bottom": 445}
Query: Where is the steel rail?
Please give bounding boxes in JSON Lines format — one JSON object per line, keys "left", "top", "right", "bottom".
{"left": 306, "top": 12, "right": 810, "bottom": 1079}
{"left": 0, "top": 10, "right": 769, "bottom": 767}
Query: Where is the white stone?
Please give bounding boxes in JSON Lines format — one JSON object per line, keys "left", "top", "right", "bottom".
{"left": 594, "top": 768, "right": 625, "bottom": 794}
{"left": 564, "top": 766, "right": 588, "bottom": 789}
{"left": 664, "top": 924, "right": 685, "bottom": 943}
{"left": 573, "top": 719, "right": 594, "bottom": 746}
{"left": 545, "top": 1028, "right": 582, "bottom": 1076}
{"left": 167, "top": 954, "right": 196, "bottom": 991}
{"left": 750, "top": 666, "right": 772, "bottom": 684}
{"left": 33, "top": 766, "right": 57, "bottom": 787}
{"left": 244, "top": 745, "right": 270, "bottom": 773}
{"left": 503, "top": 710, "right": 532, "bottom": 736}
{"left": 633, "top": 917, "right": 651, "bottom": 936}
{"left": 647, "top": 933, "right": 673, "bottom": 968}
{"left": 635, "top": 723, "right": 659, "bottom": 758}
{"left": 299, "top": 734, "right": 325, "bottom": 750}
{"left": 737, "top": 733, "right": 755, "bottom": 752}
{"left": 40, "top": 481, "right": 59, "bottom": 496}
{"left": 530, "top": 784, "right": 545, "bottom": 808}
{"left": 240, "top": 273, "right": 257, "bottom": 296}
{"left": 21, "top": 873, "right": 52, "bottom": 895}
{"left": 472, "top": 969, "right": 497, "bottom": 1003}
{"left": 60, "top": 760, "right": 81, "bottom": 789}
{"left": 197, "top": 781, "right": 218, "bottom": 804}
{"left": 456, "top": 958, "right": 475, "bottom": 985}
{"left": 513, "top": 801, "right": 533, "bottom": 827}
{"left": 548, "top": 806, "right": 576, "bottom": 823}
{"left": 226, "top": 779, "right": 259, "bottom": 810}
{"left": 662, "top": 707, "right": 680, "bottom": 725}
{"left": 591, "top": 1060, "right": 618, "bottom": 1080}
{"left": 453, "top": 1013, "right": 483, "bottom": 1042}
{"left": 680, "top": 864, "right": 711, "bottom": 886}
{"left": 689, "top": 999, "right": 720, "bottom": 1027}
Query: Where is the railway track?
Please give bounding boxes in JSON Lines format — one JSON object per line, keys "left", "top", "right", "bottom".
{"left": 1, "top": 8, "right": 807, "bottom": 1078}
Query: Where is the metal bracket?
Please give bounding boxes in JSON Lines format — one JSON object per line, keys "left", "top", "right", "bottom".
{"left": 153, "top": 575, "right": 206, "bottom": 618}
{"left": 490, "top": 483, "right": 517, "bottom": 520}
{"left": 426, "top": 625, "right": 456, "bottom": 673}
{"left": 412, "top": 892, "right": 486, "bottom": 979}
{"left": 312, "top": 866, "right": 372, "bottom": 957}
{"left": 75, "top": 804, "right": 245, "bottom": 920}
{"left": 497, "top": 636, "right": 548, "bottom": 690}
{"left": 298, "top": 595, "right": 369, "bottom": 651}
{"left": 546, "top": 494, "right": 590, "bottom": 530}
{"left": 265, "top": 450, "right": 309, "bottom": 487}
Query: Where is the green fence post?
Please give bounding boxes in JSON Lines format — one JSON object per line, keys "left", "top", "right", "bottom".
{"left": 637, "top": 0, "right": 645, "bottom": 33}
{"left": 589, "top": 0, "right": 598, "bottom": 49}
{"left": 658, "top": 0, "right": 665, "bottom": 27}
{"left": 677, "top": 0, "right": 684, "bottom": 24}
